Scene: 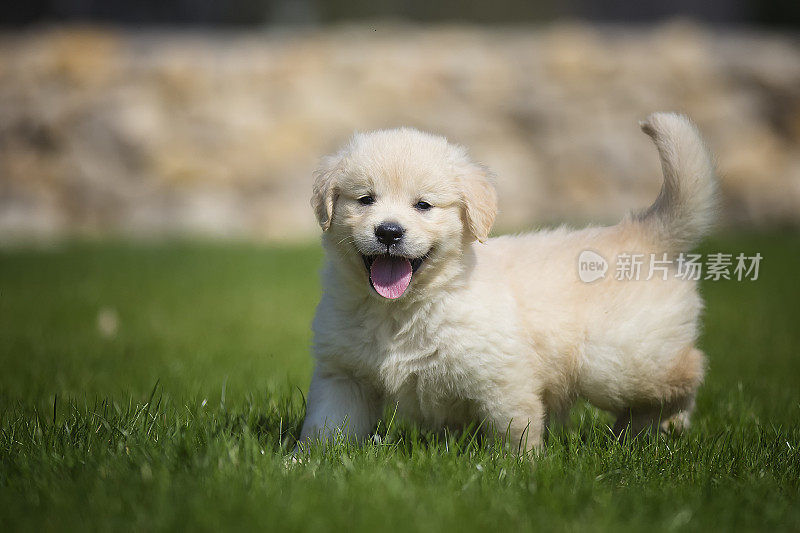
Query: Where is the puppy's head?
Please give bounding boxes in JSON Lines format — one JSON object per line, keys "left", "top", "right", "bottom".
{"left": 312, "top": 128, "right": 497, "bottom": 300}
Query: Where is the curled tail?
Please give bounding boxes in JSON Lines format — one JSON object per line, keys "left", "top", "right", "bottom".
{"left": 634, "top": 112, "right": 717, "bottom": 252}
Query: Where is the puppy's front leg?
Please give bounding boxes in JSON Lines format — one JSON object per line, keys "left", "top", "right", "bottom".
{"left": 480, "top": 391, "right": 547, "bottom": 454}
{"left": 298, "top": 365, "right": 380, "bottom": 446}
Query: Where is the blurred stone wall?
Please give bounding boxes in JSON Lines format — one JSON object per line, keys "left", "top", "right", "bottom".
{"left": 1, "top": 22, "right": 799, "bottom": 242}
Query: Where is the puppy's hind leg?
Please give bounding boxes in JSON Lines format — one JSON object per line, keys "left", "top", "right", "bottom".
{"left": 613, "top": 346, "right": 705, "bottom": 440}
{"left": 612, "top": 399, "right": 695, "bottom": 439}
{"left": 659, "top": 395, "right": 696, "bottom": 433}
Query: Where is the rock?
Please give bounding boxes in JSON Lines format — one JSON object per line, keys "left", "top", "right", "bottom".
{"left": 0, "top": 22, "right": 799, "bottom": 242}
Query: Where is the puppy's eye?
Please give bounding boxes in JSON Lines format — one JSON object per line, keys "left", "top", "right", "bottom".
{"left": 358, "top": 195, "right": 375, "bottom": 206}
{"left": 415, "top": 200, "right": 432, "bottom": 211}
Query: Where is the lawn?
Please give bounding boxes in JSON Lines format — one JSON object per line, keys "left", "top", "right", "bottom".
{"left": 1, "top": 234, "right": 799, "bottom": 531}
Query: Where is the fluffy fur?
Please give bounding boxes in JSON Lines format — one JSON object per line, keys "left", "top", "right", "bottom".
{"left": 299, "top": 113, "right": 716, "bottom": 451}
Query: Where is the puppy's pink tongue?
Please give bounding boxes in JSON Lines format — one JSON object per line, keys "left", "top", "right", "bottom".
{"left": 370, "top": 256, "right": 412, "bottom": 299}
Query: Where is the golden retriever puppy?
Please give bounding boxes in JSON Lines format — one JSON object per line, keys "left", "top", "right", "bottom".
{"left": 299, "top": 113, "right": 715, "bottom": 451}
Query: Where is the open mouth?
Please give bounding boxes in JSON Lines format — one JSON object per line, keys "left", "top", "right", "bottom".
{"left": 361, "top": 253, "right": 427, "bottom": 299}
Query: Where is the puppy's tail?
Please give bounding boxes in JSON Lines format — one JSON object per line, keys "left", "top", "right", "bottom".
{"left": 633, "top": 112, "right": 717, "bottom": 253}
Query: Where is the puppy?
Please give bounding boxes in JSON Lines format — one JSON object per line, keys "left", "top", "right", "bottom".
{"left": 299, "top": 113, "right": 715, "bottom": 451}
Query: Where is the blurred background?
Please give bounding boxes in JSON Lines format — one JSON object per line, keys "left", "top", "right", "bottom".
{"left": 1, "top": 1, "right": 799, "bottom": 243}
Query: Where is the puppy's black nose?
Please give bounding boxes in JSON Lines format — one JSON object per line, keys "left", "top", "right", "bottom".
{"left": 375, "top": 222, "right": 405, "bottom": 246}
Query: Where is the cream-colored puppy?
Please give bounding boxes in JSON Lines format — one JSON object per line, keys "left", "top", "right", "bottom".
{"left": 300, "top": 113, "right": 715, "bottom": 451}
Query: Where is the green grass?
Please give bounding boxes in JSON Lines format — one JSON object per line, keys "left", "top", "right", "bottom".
{"left": 1, "top": 234, "right": 799, "bottom": 531}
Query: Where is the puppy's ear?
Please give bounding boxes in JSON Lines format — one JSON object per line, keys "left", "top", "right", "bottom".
{"left": 311, "top": 154, "right": 343, "bottom": 231}
{"left": 459, "top": 161, "right": 498, "bottom": 243}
